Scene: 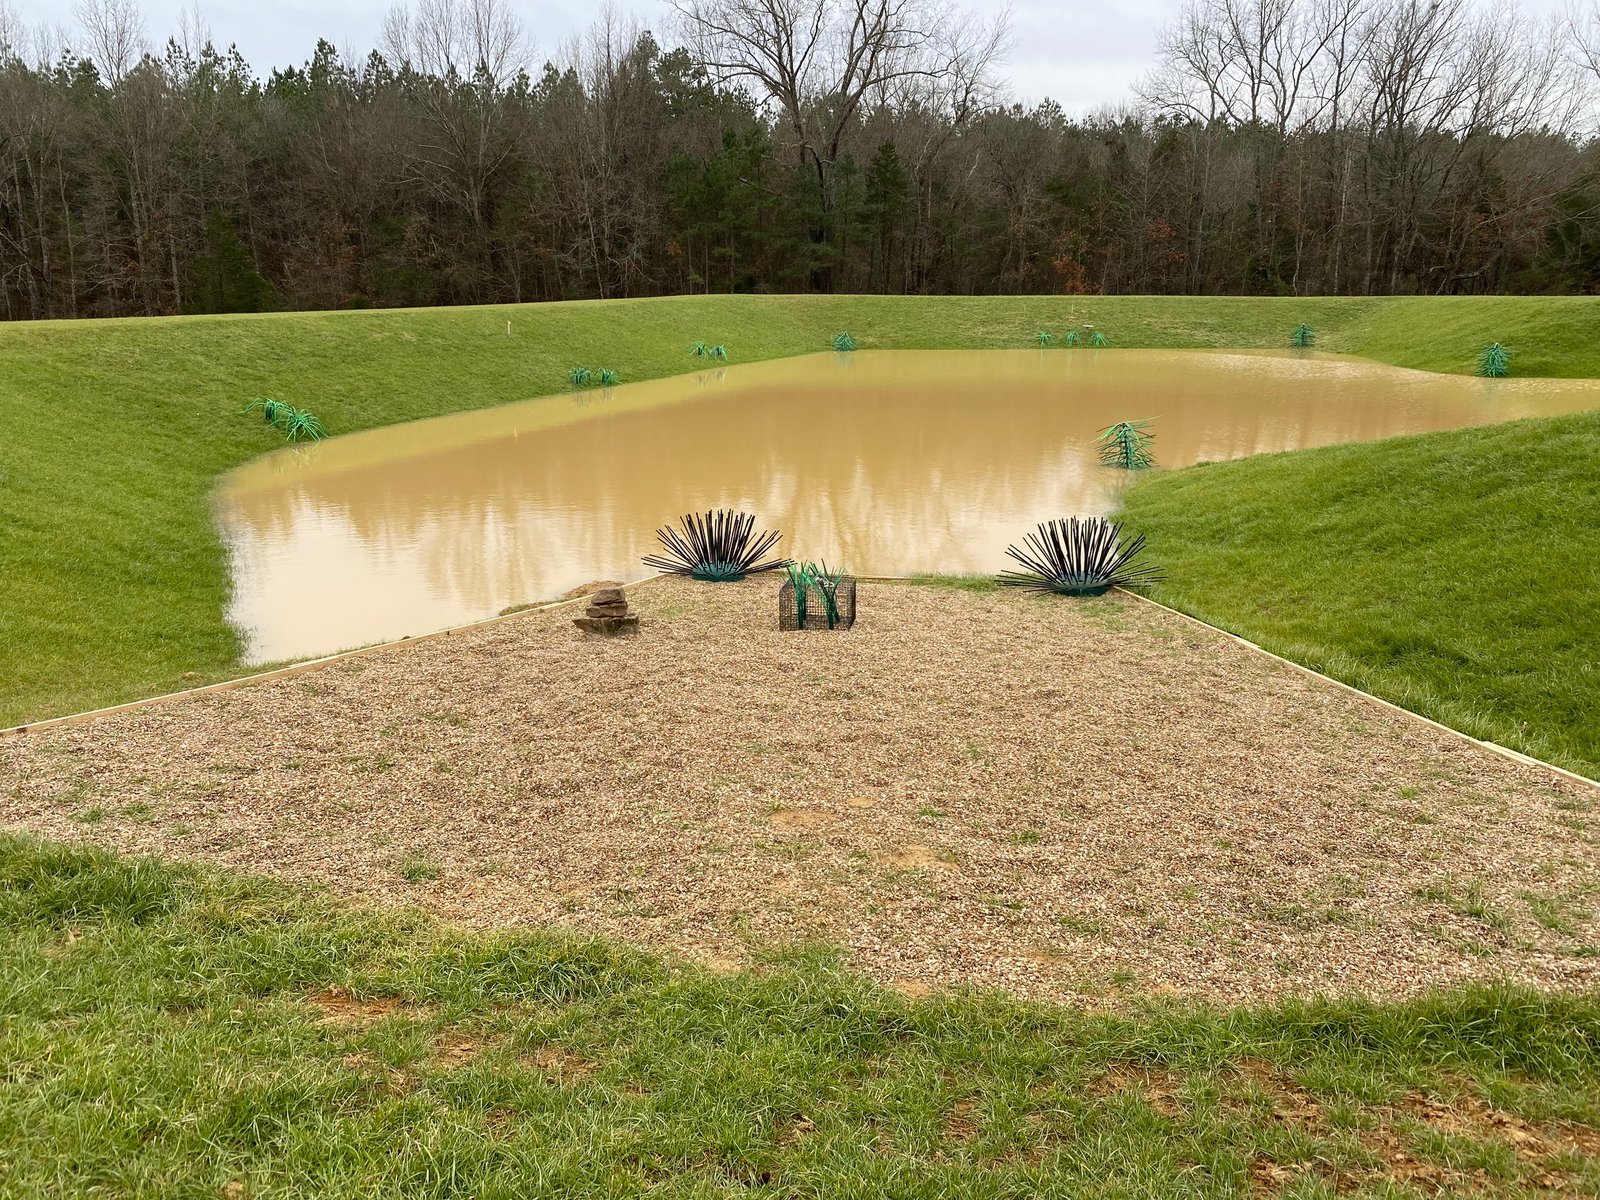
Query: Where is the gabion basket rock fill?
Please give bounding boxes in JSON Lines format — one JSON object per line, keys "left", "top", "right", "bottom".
{"left": 780, "top": 574, "right": 857, "bottom": 631}
{"left": 998, "top": 516, "right": 1164, "bottom": 596}
{"left": 642, "top": 509, "right": 786, "bottom": 582}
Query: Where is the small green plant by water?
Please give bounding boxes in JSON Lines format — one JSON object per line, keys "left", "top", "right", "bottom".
{"left": 1478, "top": 343, "right": 1511, "bottom": 377}
{"left": 1098, "top": 419, "right": 1155, "bottom": 469}
{"left": 832, "top": 332, "right": 858, "bottom": 352}
{"left": 785, "top": 561, "right": 849, "bottom": 629}
{"left": 568, "top": 366, "right": 592, "bottom": 387}
{"left": 1034, "top": 331, "right": 1055, "bottom": 347}
{"left": 1090, "top": 330, "right": 1109, "bottom": 347}
{"left": 242, "top": 397, "right": 326, "bottom": 442}
{"left": 1291, "top": 324, "right": 1316, "bottom": 348}
{"left": 598, "top": 368, "right": 619, "bottom": 386}
{"left": 1063, "top": 330, "right": 1080, "bottom": 347}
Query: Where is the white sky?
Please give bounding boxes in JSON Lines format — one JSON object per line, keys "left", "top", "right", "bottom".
{"left": 8, "top": 0, "right": 1582, "bottom": 115}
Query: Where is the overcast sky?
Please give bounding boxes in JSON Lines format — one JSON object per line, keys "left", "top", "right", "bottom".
{"left": 7, "top": 0, "right": 1583, "bottom": 115}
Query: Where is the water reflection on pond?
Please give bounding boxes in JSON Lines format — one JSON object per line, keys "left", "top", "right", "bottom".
{"left": 217, "top": 349, "right": 1600, "bottom": 663}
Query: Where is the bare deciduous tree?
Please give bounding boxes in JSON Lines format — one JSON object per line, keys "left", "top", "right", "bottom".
{"left": 670, "top": 0, "right": 1007, "bottom": 286}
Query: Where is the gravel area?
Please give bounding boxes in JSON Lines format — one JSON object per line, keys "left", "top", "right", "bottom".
{"left": 3, "top": 577, "right": 1597, "bottom": 1004}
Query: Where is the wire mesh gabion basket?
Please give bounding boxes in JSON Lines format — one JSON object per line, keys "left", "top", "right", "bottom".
{"left": 779, "top": 576, "right": 857, "bottom": 631}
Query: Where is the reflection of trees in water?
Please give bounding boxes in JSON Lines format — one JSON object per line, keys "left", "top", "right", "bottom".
{"left": 222, "top": 355, "right": 1583, "bottom": 636}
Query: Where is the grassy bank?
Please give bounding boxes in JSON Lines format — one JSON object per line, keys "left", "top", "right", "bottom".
{"left": 2, "top": 293, "right": 1597, "bottom": 726}
{"left": 1117, "top": 409, "right": 1600, "bottom": 779}
{"left": 2, "top": 833, "right": 1598, "bottom": 1198}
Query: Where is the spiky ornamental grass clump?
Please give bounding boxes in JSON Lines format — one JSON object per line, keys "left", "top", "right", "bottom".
{"left": 832, "top": 332, "right": 858, "bottom": 351}
{"left": 1478, "top": 343, "right": 1511, "bottom": 377}
{"left": 1090, "top": 330, "right": 1109, "bottom": 347}
{"left": 642, "top": 510, "right": 787, "bottom": 583}
{"left": 569, "top": 366, "right": 592, "bottom": 387}
{"left": 1291, "top": 323, "right": 1316, "bottom": 348}
{"left": 1098, "top": 419, "right": 1156, "bottom": 469}
{"left": 710, "top": 344, "right": 728, "bottom": 360}
{"left": 1063, "top": 330, "right": 1080, "bottom": 347}
{"left": 784, "top": 560, "right": 849, "bottom": 629}
{"left": 598, "top": 369, "right": 619, "bottom": 386}
{"left": 241, "top": 398, "right": 326, "bottom": 442}
{"left": 689, "top": 341, "right": 709, "bottom": 357}
{"left": 998, "top": 516, "right": 1164, "bottom": 596}
{"left": 1034, "top": 331, "right": 1056, "bottom": 347}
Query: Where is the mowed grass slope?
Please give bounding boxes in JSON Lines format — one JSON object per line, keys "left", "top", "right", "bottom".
{"left": 4, "top": 834, "right": 1600, "bottom": 1199}
{"left": 1118, "top": 410, "right": 1600, "bottom": 778}
{"left": 1, "top": 292, "right": 1597, "bottom": 726}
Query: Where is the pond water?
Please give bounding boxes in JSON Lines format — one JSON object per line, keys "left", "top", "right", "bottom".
{"left": 217, "top": 349, "right": 1600, "bottom": 663}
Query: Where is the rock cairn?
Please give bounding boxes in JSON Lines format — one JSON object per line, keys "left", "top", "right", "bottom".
{"left": 572, "top": 587, "right": 639, "bottom": 637}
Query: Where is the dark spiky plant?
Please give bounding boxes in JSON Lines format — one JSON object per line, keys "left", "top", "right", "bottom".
{"left": 1291, "top": 323, "right": 1315, "bottom": 349}
{"left": 569, "top": 366, "right": 592, "bottom": 387}
{"left": 832, "top": 332, "right": 858, "bottom": 351}
{"left": 710, "top": 344, "right": 729, "bottom": 360}
{"left": 1089, "top": 330, "right": 1109, "bottom": 347}
{"left": 1063, "top": 330, "right": 1080, "bottom": 347}
{"left": 998, "top": 517, "right": 1164, "bottom": 596}
{"left": 689, "top": 341, "right": 709, "bottom": 357}
{"left": 1097, "top": 419, "right": 1155, "bottom": 469}
{"left": 642, "top": 510, "right": 787, "bottom": 582}
{"left": 598, "top": 368, "right": 619, "bottom": 386}
{"left": 1034, "top": 331, "right": 1055, "bottom": 347}
{"left": 1478, "top": 343, "right": 1511, "bottom": 378}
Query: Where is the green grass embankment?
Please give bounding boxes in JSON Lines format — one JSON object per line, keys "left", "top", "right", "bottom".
{"left": 2, "top": 293, "right": 1596, "bottom": 726}
{"left": 1117, "top": 410, "right": 1600, "bottom": 778}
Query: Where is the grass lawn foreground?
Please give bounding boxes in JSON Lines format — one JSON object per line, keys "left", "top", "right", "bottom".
{"left": 3, "top": 834, "right": 1600, "bottom": 1198}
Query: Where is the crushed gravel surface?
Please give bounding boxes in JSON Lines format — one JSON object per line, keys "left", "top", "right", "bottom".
{"left": 3, "top": 577, "right": 1596, "bottom": 1003}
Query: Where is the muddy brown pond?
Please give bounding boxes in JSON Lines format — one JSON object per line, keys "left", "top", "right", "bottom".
{"left": 218, "top": 349, "right": 1600, "bottom": 663}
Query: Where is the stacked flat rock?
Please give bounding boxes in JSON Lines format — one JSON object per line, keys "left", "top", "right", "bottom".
{"left": 573, "top": 587, "right": 639, "bottom": 636}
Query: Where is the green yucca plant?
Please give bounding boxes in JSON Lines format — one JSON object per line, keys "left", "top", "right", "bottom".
{"left": 282, "top": 408, "right": 326, "bottom": 442}
{"left": 1034, "top": 331, "right": 1056, "bottom": 347}
{"left": 783, "top": 560, "right": 849, "bottom": 629}
{"left": 243, "top": 397, "right": 289, "bottom": 427}
{"left": 1290, "top": 323, "right": 1315, "bottom": 349}
{"left": 598, "top": 368, "right": 619, "bottom": 386}
{"left": 1097, "top": 419, "right": 1155, "bottom": 470}
{"left": 807, "top": 562, "right": 847, "bottom": 629}
{"left": 1478, "top": 343, "right": 1511, "bottom": 378}
{"left": 832, "top": 332, "right": 858, "bottom": 352}
{"left": 689, "top": 341, "right": 709, "bottom": 357}
{"left": 1063, "top": 330, "right": 1080, "bottom": 347}
{"left": 709, "top": 344, "right": 728, "bottom": 360}
{"left": 569, "top": 366, "right": 592, "bottom": 387}
{"left": 783, "top": 561, "right": 812, "bottom": 629}
{"left": 1089, "top": 330, "right": 1109, "bottom": 347}
{"left": 242, "top": 397, "right": 326, "bottom": 442}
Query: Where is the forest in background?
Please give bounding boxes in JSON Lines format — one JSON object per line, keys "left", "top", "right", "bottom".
{"left": 2, "top": 0, "right": 1600, "bottom": 320}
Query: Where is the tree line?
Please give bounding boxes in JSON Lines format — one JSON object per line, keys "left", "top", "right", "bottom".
{"left": 1, "top": 0, "right": 1598, "bottom": 320}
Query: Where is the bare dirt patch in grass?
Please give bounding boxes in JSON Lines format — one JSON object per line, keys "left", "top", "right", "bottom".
{"left": 306, "top": 988, "right": 411, "bottom": 1026}
{"left": 3, "top": 578, "right": 1596, "bottom": 1003}
{"left": 525, "top": 1045, "right": 596, "bottom": 1081}
{"left": 1090, "top": 1063, "right": 1185, "bottom": 1118}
